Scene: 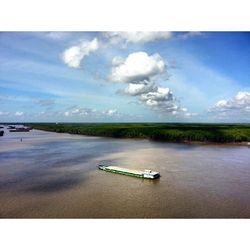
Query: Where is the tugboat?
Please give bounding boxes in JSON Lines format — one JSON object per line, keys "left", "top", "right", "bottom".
{"left": 98, "top": 164, "right": 160, "bottom": 179}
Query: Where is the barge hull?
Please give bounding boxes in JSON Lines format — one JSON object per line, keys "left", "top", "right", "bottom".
{"left": 101, "top": 167, "right": 143, "bottom": 178}
{"left": 98, "top": 165, "right": 160, "bottom": 179}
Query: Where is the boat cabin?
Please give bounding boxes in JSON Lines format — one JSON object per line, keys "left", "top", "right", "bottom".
{"left": 143, "top": 169, "right": 160, "bottom": 179}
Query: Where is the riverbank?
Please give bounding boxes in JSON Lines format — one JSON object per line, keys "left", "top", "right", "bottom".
{"left": 28, "top": 123, "right": 250, "bottom": 144}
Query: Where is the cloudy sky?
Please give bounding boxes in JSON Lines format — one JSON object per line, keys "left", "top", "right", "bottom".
{"left": 0, "top": 32, "right": 250, "bottom": 122}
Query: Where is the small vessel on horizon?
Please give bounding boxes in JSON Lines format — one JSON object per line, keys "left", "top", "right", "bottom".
{"left": 7, "top": 125, "right": 16, "bottom": 129}
{"left": 98, "top": 164, "right": 160, "bottom": 179}
{"left": 9, "top": 126, "right": 32, "bottom": 132}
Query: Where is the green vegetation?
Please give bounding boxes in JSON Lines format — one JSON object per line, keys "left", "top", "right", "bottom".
{"left": 29, "top": 123, "right": 250, "bottom": 143}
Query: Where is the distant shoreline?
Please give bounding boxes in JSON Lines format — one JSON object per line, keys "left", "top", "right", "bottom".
{"left": 29, "top": 123, "right": 250, "bottom": 145}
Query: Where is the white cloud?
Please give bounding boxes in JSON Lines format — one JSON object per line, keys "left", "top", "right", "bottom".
{"left": 235, "top": 91, "right": 250, "bottom": 104}
{"left": 214, "top": 100, "right": 228, "bottom": 109}
{"left": 64, "top": 111, "right": 70, "bottom": 117}
{"left": 64, "top": 107, "right": 94, "bottom": 117}
{"left": 111, "top": 56, "right": 124, "bottom": 66}
{"left": 103, "top": 109, "right": 118, "bottom": 116}
{"left": 63, "top": 106, "right": 118, "bottom": 118}
{"left": 62, "top": 38, "right": 99, "bottom": 68}
{"left": 140, "top": 87, "right": 184, "bottom": 113}
{"left": 104, "top": 32, "right": 172, "bottom": 45}
{"left": 209, "top": 91, "right": 250, "bottom": 114}
{"left": 109, "top": 52, "right": 165, "bottom": 83}
{"left": 140, "top": 87, "right": 173, "bottom": 106}
{"left": 109, "top": 51, "right": 190, "bottom": 116}
{"left": 124, "top": 81, "right": 157, "bottom": 96}
{"left": 15, "top": 111, "right": 24, "bottom": 116}
{"left": 61, "top": 32, "right": 173, "bottom": 70}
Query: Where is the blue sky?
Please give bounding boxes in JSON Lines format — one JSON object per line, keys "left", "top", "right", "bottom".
{"left": 0, "top": 32, "right": 250, "bottom": 122}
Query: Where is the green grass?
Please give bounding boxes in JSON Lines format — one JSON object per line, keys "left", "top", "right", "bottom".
{"left": 29, "top": 123, "right": 250, "bottom": 143}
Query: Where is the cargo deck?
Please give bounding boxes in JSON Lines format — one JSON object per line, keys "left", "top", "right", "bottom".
{"left": 98, "top": 164, "right": 160, "bottom": 179}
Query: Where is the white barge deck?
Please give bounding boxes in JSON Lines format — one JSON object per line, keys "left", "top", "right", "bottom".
{"left": 98, "top": 164, "right": 160, "bottom": 179}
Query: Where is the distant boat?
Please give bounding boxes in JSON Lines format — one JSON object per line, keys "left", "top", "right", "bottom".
{"left": 9, "top": 127, "right": 32, "bottom": 132}
{"left": 7, "top": 125, "right": 16, "bottom": 129}
{"left": 0, "top": 131, "right": 4, "bottom": 136}
{"left": 98, "top": 164, "right": 160, "bottom": 179}
{"left": 247, "top": 142, "right": 250, "bottom": 146}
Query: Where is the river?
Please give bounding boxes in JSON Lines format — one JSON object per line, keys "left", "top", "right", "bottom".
{"left": 0, "top": 128, "right": 250, "bottom": 218}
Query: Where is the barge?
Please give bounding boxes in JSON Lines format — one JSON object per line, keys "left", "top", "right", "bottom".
{"left": 98, "top": 164, "right": 160, "bottom": 179}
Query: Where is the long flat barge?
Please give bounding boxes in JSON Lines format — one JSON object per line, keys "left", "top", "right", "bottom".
{"left": 98, "top": 164, "right": 160, "bottom": 179}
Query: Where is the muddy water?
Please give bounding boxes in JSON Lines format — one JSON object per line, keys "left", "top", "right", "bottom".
{"left": 0, "top": 128, "right": 250, "bottom": 218}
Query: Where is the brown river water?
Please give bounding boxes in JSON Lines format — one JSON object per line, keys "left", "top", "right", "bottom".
{"left": 0, "top": 128, "right": 250, "bottom": 218}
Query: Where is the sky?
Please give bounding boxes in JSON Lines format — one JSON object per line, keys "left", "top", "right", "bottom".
{"left": 0, "top": 31, "right": 250, "bottom": 123}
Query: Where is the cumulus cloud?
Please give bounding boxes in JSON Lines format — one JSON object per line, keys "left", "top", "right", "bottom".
{"left": 109, "top": 51, "right": 189, "bottom": 116}
{"left": 123, "top": 81, "right": 157, "bottom": 96}
{"left": 140, "top": 87, "right": 174, "bottom": 109}
{"left": 109, "top": 52, "right": 165, "bottom": 83}
{"left": 103, "top": 32, "right": 172, "bottom": 45}
{"left": 62, "top": 38, "right": 99, "bottom": 68}
{"left": 61, "top": 32, "right": 201, "bottom": 71}
{"left": 61, "top": 32, "right": 172, "bottom": 70}
{"left": 209, "top": 91, "right": 250, "bottom": 114}
{"left": 139, "top": 86, "right": 189, "bottom": 115}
